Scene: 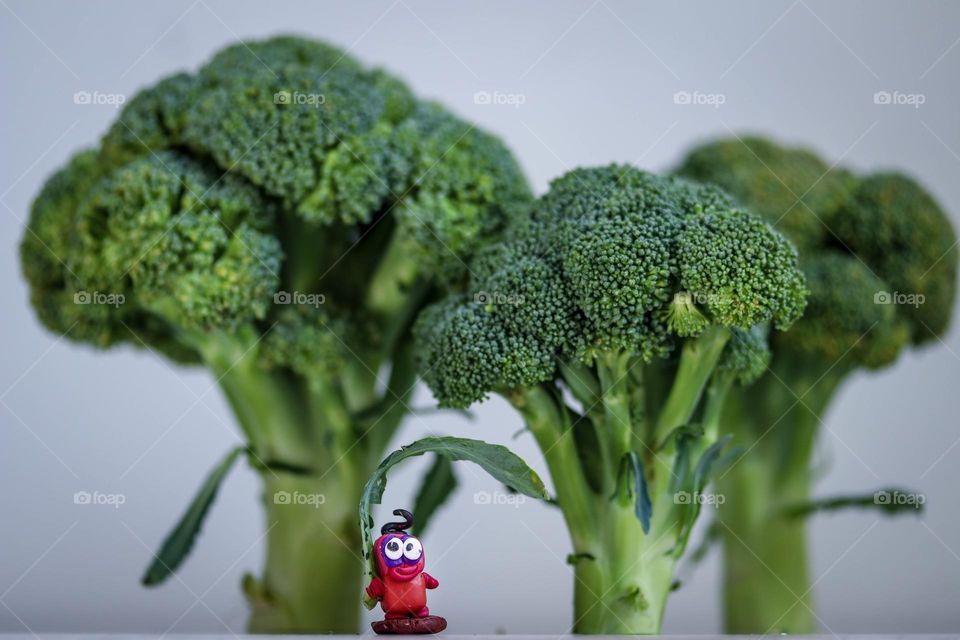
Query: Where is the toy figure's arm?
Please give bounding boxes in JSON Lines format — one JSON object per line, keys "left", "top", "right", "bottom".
{"left": 366, "top": 577, "right": 385, "bottom": 600}
{"left": 423, "top": 573, "right": 439, "bottom": 589}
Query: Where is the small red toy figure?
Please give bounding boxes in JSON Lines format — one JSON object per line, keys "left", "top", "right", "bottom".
{"left": 367, "top": 509, "right": 446, "bottom": 634}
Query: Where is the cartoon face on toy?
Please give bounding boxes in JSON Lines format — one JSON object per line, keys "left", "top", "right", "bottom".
{"left": 374, "top": 533, "right": 425, "bottom": 581}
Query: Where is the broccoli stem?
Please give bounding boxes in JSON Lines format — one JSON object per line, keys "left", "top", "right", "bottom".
{"left": 720, "top": 470, "right": 813, "bottom": 634}
{"left": 570, "top": 330, "right": 746, "bottom": 634}
{"left": 701, "top": 372, "right": 735, "bottom": 443}
{"left": 199, "top": 328, "right": 406, "bottom": 634}
{"left": 596, "top": 351, "right": 634, "bottom": 466}
{"left": 509, "top": 379, "right": 678, "bottom": 633}
{"left": 654, "top": 325, "right": 731, "bottom": 443}
{"left": 362, "top": 341, "right": 419, "bottom": 466}
{"left": 245, "top": 470, "right": 364, "bottom": 634}
{"left": 365, "top": 228, "right": 421, "bottom": 318}
{"left": 194, "top": 328, "right": 321, "bottom": 469}
{"left": 567, "top": 354, "right": 685, "bottom": 634}
{"left": 280, "top": 214, "right": 330, "bottom": 294}
{"left": 717, "top": 366, "right": 844, "bottom": 634}
{"left": 513, "top": 357, "right": 710, "bottom": 634}
{"left": 627, "top": 360, "right": 649, "bottom": 452}
{"left": 503, "top": 329, "right": 742, "bottom": 634}
{"left": 507, "top": 385, "right": 599, "bottom": 551}
{"left": 571, "top": 494, "right": 678, "bottom": 633}
{"left": 193, "top": 328, "right": 393, "bottom": 634}
{"left": 559, "top": 359, "right": 613, "bottom": 489}
{"left": 305, "top": 380, "right": 361, "bottom": 485}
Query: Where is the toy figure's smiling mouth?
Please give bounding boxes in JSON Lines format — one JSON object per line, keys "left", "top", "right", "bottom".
{"left": 391, "top": 565, "right": 420, "bottom": 579}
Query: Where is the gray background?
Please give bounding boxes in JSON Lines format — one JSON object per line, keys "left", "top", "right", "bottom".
{"left": 2, "top": 0, "right": 959, "bottom": 633}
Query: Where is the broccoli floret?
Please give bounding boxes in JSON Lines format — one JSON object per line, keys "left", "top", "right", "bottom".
{"left": 415, "top": 296, "right": 554, "bottom": 408}
{"left": 22, "top": 150, "right": 118, "bottom": 347}
{"left": 413, "top": 165, "right": 807, "bottom": 634}
{"left": 76, "top": 152, "right": 282, "bottom": 333}
{"left": 774, "top": 252, "right": 909, "bottom": 369}
{"left": 665, "top": 292, "right": 710, "bottom": 337}
{"left": 677, "top": 137, "right": 956, "bottom": 368}
{"left": 677, "top": 207, "right": 806, "bottom": 329}
{"left": 676, "top": 136, "right": 857, "bottom": 250}
{"left": 829, "top": 172, "right": 958, "bottom": 341}
{"left": 260, "top": 305, "right": 376, "bottom": 386}
{"left": 20, "top": 36, "right": 531, "bottom": 634}
{"left": 718, "top": 325, "right": 772, "bottom": 385}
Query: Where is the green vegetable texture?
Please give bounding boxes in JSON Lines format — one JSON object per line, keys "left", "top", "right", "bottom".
{"left": 20, "top": 36, "right": 530, "bottom": 633}
{"left": 413, "top": 165, "right": 808, "bottom": 633}
{"left": 676, "top": 136, "right": 958, "bottom": 633}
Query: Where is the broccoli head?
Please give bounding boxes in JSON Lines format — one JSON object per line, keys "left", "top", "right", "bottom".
{"left": 676, "top": 136, "right": 957, "bottom": 370}
{"left": 416, "top": 164, "right": 806, "bottom": 408}
{"left": 23, "top": 35, "right": 531, "bottom": 381}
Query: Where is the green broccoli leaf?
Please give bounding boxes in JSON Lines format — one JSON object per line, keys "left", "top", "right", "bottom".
{"left": 784, "top": 487, "right": 926, "bottom": 519}
{"left": 411, "top": 454, "right": 458, "bottom": 537}
{"left": 358, "top": 436, "right": 550, "bottom": 609}
{"left": 142, "top": 446, "right": 245, "bottom": 586}
{"left": 611, "top": 451, "right": 653, "bottom": 534}
{"left": 693, "top": 435, "right": 734, "bottom": 494}
{"left": 670, "top": 435, "right": 734, "bottom": 558}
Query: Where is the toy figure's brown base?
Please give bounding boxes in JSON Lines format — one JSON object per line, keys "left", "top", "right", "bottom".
{"left": 372, "top": 615, "right": 447, "bottom": 634}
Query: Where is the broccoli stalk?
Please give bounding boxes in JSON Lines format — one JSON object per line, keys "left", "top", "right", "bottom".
{"left": 414, "top": 166, "right": 807, "bottom": 633}
{"left": 20, "top": 37, "right": 530, "bottom": 633}
{"left": 676, "top": 137, "right": 958, "bottom": 633}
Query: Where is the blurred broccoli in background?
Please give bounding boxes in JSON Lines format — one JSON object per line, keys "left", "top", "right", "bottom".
{"left": 21, "top": 36, "right": 530, "bottom": 633}
{"left": 676, "top": 136, "right": 958, "bottom": 634}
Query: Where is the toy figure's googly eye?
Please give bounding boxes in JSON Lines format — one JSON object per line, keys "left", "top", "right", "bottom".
{"left": 384, "top": 538, "right": 403, "bottom": 561}
{"left": 402, "top": 537, "right": 423, "bottom": 561}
